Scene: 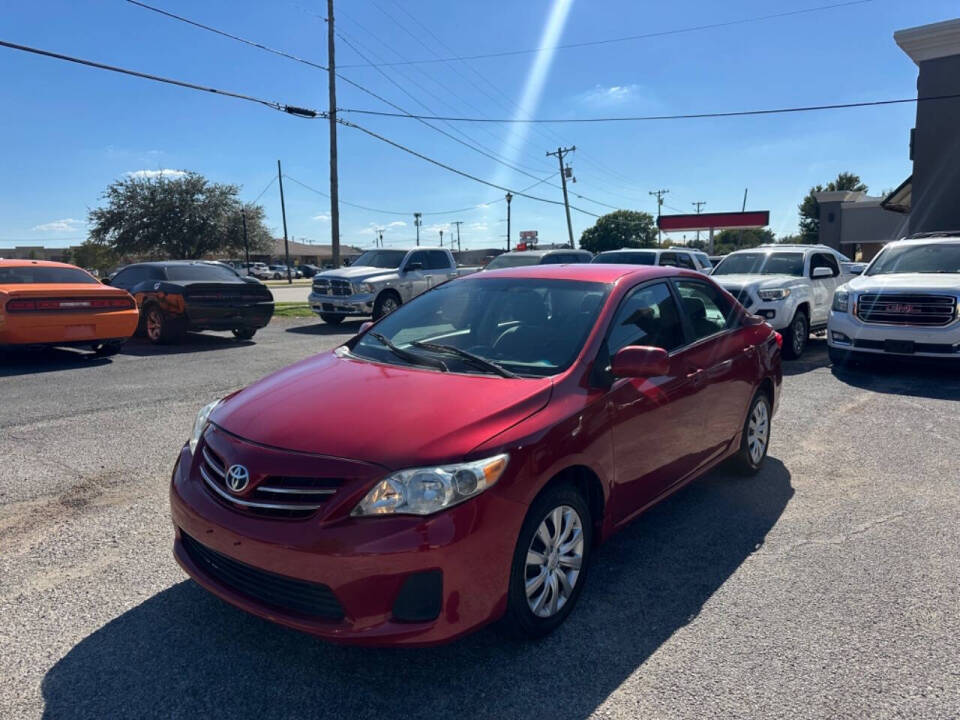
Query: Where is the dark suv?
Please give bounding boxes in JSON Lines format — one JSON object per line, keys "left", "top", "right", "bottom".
{"left": 484, "top": 249, "right": 593, "bottom": 270}
{"left": 106, "top": 261, "right": 274, "bottom": 344}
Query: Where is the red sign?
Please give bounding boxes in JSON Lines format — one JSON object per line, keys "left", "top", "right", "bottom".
{"left": 658, "top": 211, "right": 769, "bottom": 232}
{"left": 519, "top": 230, "right": 538, "bottom": 240}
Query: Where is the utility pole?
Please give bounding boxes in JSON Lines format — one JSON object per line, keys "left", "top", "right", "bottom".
{"left": 505, "top": 192, "right": 513, "bottom": 251}
{"left": 241, "top": 207, "right": 250, "bottom": 272}
{"left": 439, "top": 229, "right": 444, "bottom": 247}
{"left": 649, "top": 189, "right": 669, "bottom": 247}
{"left": 736, "top": 188, "right": 748, "bottom": 249}
{"left": 692, "top": 201, "right": 706, "bottom": 246}
{"left": 376, "top": 228, "right": 384, "bottom": 248}
{"left": 326, "top": 0, "right": 341, "bottom": 269}
{"left": 452, "top": 220, "right": 463, "bottom": 254}
{"left": 413, "top": 212, "right": 422, "bottom": 246}
{"left": 277, "top": 160, "right": 292, "bottom": 283}
{"left": 547, "top": 146, "right": 576, "bottom": 248}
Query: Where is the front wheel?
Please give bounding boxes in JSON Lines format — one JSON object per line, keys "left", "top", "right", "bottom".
{"left": 782, "top": 309, "right": 808, "bottom": 359}
{"left": 232, "top": 328, "right": 256, "bottom": 341}
{"left": 730, "top": 391, "right": 772, "bottom": 475}
{"left": 504, "top": 484, "right": 592, "bottom": 639}
{"left": 372, "top": 292, "right": 400, "bottom": 320}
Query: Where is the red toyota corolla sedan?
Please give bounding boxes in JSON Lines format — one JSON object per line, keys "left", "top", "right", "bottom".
{"left": 170, "top": 264, "right": 782, "bottom": 646}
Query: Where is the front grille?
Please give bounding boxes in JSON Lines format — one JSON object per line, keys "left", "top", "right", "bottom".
{"left": 180, "top": 531, "right": 344, "bottom": 619}
{"left": 199, "top": 443, "right": 341, "bottom": 519}
{"left": 856, "top": 293, "right": 957, "bottom": 326}
{"left": 312, "top": 278, "right": 352, "bottom": 296}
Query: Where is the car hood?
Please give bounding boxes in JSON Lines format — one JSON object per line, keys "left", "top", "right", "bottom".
{"left": 847, "top": 273, "right": 960, "bottom": 293}
{"left": 211, "top": 349, "right": 553, "bottom": 469}
{"left": 713, "top": 274, "right": 800, "bottom": 290}
{"left": 314, "top": 266, "right": 399, "bottom": 282}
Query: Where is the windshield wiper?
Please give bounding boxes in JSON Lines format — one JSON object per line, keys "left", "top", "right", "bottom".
{"left": 411, "top": 341, "right": 519, "bottom": 378}
{"left": 368, "top": 333, "right": 448, "bottom": 372}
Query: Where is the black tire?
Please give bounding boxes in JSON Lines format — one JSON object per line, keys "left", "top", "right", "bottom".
{"left": 730, "top": 391, "right": 772, "bottom": 475}
{"left": 372, "top": 291, "right": 401, "bottom": 320}
{"left": 144, "top": 305, "right": 184, "bottom": 345}
{"left": 319, "top": 313, "right": 344, "bottom": 325}
{"left": 503, "top": 483, "right": 593, "bottom": 639}
{"left": 92, "top": 340, "right": 124, "bottom": 356}
{"left": 782, "top": 309, "right": 808, "bottom": 359}
{"left": 232, "top": 328, "right": 256, "bottom": 340}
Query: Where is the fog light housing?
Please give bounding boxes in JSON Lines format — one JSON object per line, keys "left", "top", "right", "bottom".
{"left": 759, "top": 309, "right": 776, "bottom": 320}
{"left": 392, "top": 570, "right": 443, "bottom": 622}
{"left": 831, "top": 331, "right": 852, "bottom": 346}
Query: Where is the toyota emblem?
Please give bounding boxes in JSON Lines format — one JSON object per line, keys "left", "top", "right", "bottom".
{"left": 225, "top": 464, "right": 250, "bottom": 493}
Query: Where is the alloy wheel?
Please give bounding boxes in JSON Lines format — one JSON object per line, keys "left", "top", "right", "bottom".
{"left": 525, "top": 505, "right": 584, "bottom": 618}
{"left": 747, "top": 399, "right": 770, "bottom": 464}
{"left": 792, "top": 315, "right": 807, "bottom": 356}
{"left": 147, "top": 310, "right": 162, "bottom": 342}
{"left": 381, "top": 297, "right": 399, "bottom": 314}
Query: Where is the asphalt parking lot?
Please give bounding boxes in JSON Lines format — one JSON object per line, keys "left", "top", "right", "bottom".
{"left": 2, "top": 320, "right": 958, "bottom": 719}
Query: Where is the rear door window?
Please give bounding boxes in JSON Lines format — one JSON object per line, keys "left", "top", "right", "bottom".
{"left": 675, "top": 253, "right": 696, "bottom": 270}
{"left": 425, "top": 251, "right": 452, "bottom": 270}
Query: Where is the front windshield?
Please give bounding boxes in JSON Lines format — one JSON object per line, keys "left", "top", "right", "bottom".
{"left": 352, "top": 250, "right": 407, "bottom": 269}
{"left": 866, "top": 243, "right": 960, "bottom": 275}
{"left": 485, "top": 254, "right": 542, "bottom": 270}
{"left": 351, "top": 277, "right": 610, "bottom": 377}
{"left": 591, "top": 251, "right": 655, "bottom": 265}
{"left": 165, "top": 264, "right": 242, "bottom": 281}
{"left": 0, "top": 266, "right": 98, "bottom": 284}
{"left": 712, "top": 252, "right": 804, "bottom": 277}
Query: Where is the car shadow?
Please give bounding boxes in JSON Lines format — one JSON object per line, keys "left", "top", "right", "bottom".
{"left": 41, "top": 459, "right": 792, "bottom": 720}
{"left": 119, "top": 333, "right": 255, "bottom": 357}
{"left": 285, "top": 320, "right": 365, "bottom": 336}
{"left": 831, "top": 355, "right": 960, "bottom": 400}
{"left": 782, "top": 336, "right": 830, "bottom": 376}
{"left": 0, "top": 346, "right": 114, "bottom": 377}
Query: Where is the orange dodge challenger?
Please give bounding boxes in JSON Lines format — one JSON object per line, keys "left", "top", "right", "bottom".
{"left": 0, "top": 259, "right": 139, "bottom": 355}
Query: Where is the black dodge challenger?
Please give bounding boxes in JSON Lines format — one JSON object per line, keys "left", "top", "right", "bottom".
{"left": 105, "top": 261, "right": 274, "bottom": 344}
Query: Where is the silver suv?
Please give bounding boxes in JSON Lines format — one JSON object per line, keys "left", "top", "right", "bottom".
{"left": 712, "top": 245, "right": 851, "bottom": 358}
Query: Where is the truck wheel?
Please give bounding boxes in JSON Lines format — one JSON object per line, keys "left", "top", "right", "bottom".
{"left": 503, "top": 483, "right": 592, "bottom": 639}
{"left": 782, "top": 309, "right": 808, "bottom": 359}
{"left": 144, "top": 305, "right": 184, "bottom": 345}
{"left": 729, "top": 391, "right": 772, "bottom": 475}
{"left": 319, "top": 313, "right": 344, "bottom": 325}
{"left": 373, "top": 292, "right": 401, "bottom": 320}
{"left": 232, "top": 328, "right": 256, "bottom": 340}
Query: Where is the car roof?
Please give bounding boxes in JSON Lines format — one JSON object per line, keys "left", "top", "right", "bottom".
{"left": 466, "top": 262, "right": 694, "bottom": 284}
{"left": 496, "top": 249, "right": 589, "bottom": 258}
{"left": 0, "top": 258, "right": 84, "bottom": 269}
{"left": 887, "top": 235, "right": 960, "bottom": 246}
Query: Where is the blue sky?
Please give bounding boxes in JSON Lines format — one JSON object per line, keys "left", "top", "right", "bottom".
{"left": 1, "top": 0, "right": 956, "bottom": 251}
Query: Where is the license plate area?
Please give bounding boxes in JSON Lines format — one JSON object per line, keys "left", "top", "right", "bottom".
{"left": 884, "top": 339, "right": 915, "bottom": 354}
{"left": 322, "top": 303, "right": 334, "bottom": 312}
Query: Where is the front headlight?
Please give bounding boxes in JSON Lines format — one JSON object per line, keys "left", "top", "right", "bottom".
{"left": 353, "top": 282, "right": 375, "bottom": 294}
{"left": 352, "top": 454, "right": 509, "bottom": 516}
{"left": 189, "top": 400, "right": 220, "bottom": 454}
{"left": 832, "top": 289, "right": 850, "bottom": 313}
{"left": 757, "top": 288, "right": 791, "bottom": 301}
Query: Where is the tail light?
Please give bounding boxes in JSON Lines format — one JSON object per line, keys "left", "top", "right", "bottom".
{"left": 773, "top": 331, "right": 783, "bottom": 349}
{"left": 5, "top": 296, "right": 135, "bottom": 312}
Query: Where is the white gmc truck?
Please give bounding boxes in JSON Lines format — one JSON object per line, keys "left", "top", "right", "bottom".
{"left": 309, "top": 247, "right": 479, "bottom": 324}
{"left": 711, "top": 244, "right": 853, "bottom": 358}
{"left": 828, "top": 234, "right": 960, "bottom": 364}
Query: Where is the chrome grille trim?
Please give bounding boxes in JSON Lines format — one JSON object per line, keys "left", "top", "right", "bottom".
{"left": 311, "top": 278, "right": 352, "bottom": 296}
{"left": 200, "top": 466, "right": 327, "bottom": 511}
{"left": 257, "top": 486, "right": 337, "bottom": 495}
{"left": 201, "top": 448, "right": 225, "bottom": 477}
{"left": 856, "top": 292, "right": 957, "bottom": 327}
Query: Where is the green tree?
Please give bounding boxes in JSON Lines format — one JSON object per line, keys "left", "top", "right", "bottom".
{"left": 87, "top": 171, "right": 273, "bottom": 259}
{"left": 711, "top": 228, "right": 775, "bottom": 255}
{"left": 798, "top": 172, "right": 867, "bottom": 243}
{"left": 68, "top": 240, "right": 120, "bottom": 274}
{"left": 579, "top": 210, "right": 657, "bottom": 253}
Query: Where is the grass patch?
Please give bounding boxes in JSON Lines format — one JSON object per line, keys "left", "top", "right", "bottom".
{"left": 272, "top": 302, "right": 316, "bottom": 318}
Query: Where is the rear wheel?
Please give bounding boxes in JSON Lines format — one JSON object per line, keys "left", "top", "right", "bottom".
{"left": 504, "top": 484, "right": 592, "bottom": 639}
{"left": 372, "top": 291, "right": 401, "bottom": 320}
{"left": 232, "top": 328, "right": 256, "bottom": 341}
{"left": 144, "top": 306, "right": 183, "bottom": 345}
{"left": 730, "top": 391, "right": 772, "bottom": 475}
{"left": 782, "top": 309, "right": 808, "bottom": 359}
{"left": 319, "top": 313, "right": 344, "bottom": 325}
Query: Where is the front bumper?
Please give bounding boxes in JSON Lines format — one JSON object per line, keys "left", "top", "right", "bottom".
{"left": 308, "top": 291, "right": 374, "bottom": 317}
{"left": 169, "top": 445, "right": 524, "bottom": 646}
{"left": 827, "top": 310, "right": 960, "bottom": 358}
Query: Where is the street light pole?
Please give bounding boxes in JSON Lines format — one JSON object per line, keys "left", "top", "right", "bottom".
{"left": 414, "top": 212, "right": 422, "bottom": 246}
{"left": 505, "top": 192, "right": 513, "bottom": 251}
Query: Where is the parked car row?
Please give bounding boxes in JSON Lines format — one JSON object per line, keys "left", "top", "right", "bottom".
{"left": 0, "top": 258, "right": 274, "bottom": 352}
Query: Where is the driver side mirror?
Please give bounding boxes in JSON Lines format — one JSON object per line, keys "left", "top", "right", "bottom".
{"left": 100, "top": 277, "right": 111, "bottom": 285}
{"left": 404, "top": 262, "right": 424, "bottom": 272}
{"left": 812, "top": 266, "right": 833, "bottom": 279}
{"left": 611, "top": 346, "right": 670, "bottom": 378}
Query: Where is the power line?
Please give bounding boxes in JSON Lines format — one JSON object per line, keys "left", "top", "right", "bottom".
{"left": 339, "top": 93, "right": 960, "bottom": 123}
{"left": 337, "top": 0, "right": 876, "bottom": 68}
{"left": 250, "top": 176, "right": 277, "bottom": 204}
{"left": 0, "top": 38, "right": 318, "bottom": 117}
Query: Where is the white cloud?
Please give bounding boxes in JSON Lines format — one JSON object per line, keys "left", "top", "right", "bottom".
{"left": 578, "top": 84, "right": 641, "bottom": 106}
{"left": 312, "top": 212, "right": 331, "bottom": 222}
{"left": 386, "top": 220, "right": 406, "bottom": 228}
{"left": 126, "top": 169, "right": 187, "bottom": 179}
{"left": 31, "top": 218, "right": 85, "bottom": 233}
{"left": 469, "top": 221, "right": 489, "bottom": 232}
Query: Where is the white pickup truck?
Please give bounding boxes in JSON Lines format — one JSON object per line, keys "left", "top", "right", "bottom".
{"left": 309, "top": 247, "right": 479, "bottom": 324}
{"left": 711, "top": 244, "right": 853, "bottom": 358}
